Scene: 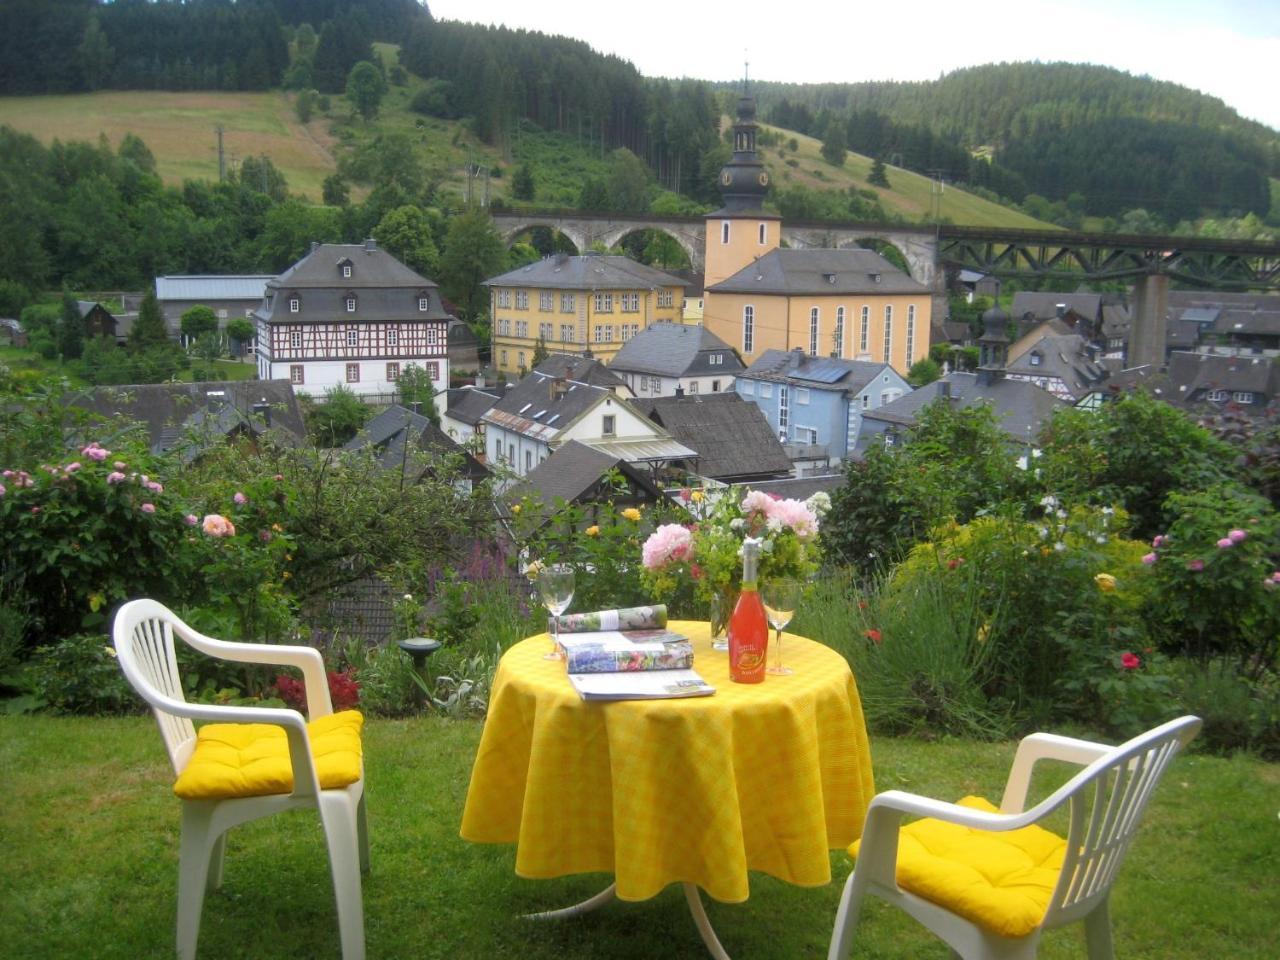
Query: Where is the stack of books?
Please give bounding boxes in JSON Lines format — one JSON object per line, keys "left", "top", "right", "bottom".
{"left": 553, "top": 606, "right": 715, "bottom": 701}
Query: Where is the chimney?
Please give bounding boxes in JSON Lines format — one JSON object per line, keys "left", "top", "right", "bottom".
{"left": 675, "top": 385, "right": 684, "bottom": 398}
{"left": 251, "top": 399, "right": 272, "bottom": 426}
{"left": 364, "top": 238, "right": 377, "bottom": 253}
{"left": 550, "top": 377, "right": 569, "bottom": 401}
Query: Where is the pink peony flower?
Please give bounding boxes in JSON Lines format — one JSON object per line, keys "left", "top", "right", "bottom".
{"left": 769, "top": 497, "right": 819, "bottom": 538}
{"left": 146, "top": 481, "right": 163, "bottom": 493}
{"left": 0, "top": 483, "right": 5, "bottom": 496}
{"left": 740, "top": 490, "right": 774, "bottom": 517}
{"left": 1273, "top": 571, "right": 1280, "bottom": 583}
{"left": 106, "top": 471, "right": 126, "bottom": 484}
{"left": 140, "top": 503, "right": 156, "bottom": 514}
{"left": 1121, "top": 652, "right": 1141, "bottom": 670}
{"left": 113, "top": 461, "right": 126, "bottom": 470}
{"left": 1216, "top": 538, "right": 1233, "bottom": 549}
{"left": 81, "top": 443, "right": 110, "bottom": 461}
{"left": 1141, "top": 552, "right": 1156, "bottom": 565}
{"left": 1152, "top": 535, "right": 1165, "bottom": 548}
{"left": 1187, "top": 559, "right": 1205, "bottom": 572}
{"left": 202, "top": 514, "right": 236, "bottom": 537}
{"left": 233, "top": 491, "right": 248, "bottom": 505}
{"left": 184, "top": 514, "right": 199, "bottom": 526}
{"left": 31, "top": 506, "right": 41, "bottom": 514}
{"left": 1228, "top": 529, "right": 1247, "bottom": 544}
{"left": 642, "top": 523, "right": 694, "bottom": 570}
{"left": 64, "top": 462, "right": 81, "bottom": 473}
{"left": 1, "top": 470, "right": 12, "bottom": 478}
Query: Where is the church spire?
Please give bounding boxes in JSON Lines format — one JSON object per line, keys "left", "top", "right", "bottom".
{"left": 716, "top": 61, "right": 769, "bottom": 214}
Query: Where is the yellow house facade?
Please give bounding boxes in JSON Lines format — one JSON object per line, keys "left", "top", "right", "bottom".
{"left": 485, "top": 254, "right": 686, "bottom": 376}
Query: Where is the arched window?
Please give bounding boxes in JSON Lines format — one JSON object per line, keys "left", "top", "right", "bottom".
{"left": 809, "top": 307, "right": 820, "bottom": 356}
{"left": 743, "top": 305, "right": 755, "bottom": 353}
{"left": 882, "top": 305, "right": 893, "bottom": 364}
{"left": 835, "top": 306, "right": 846, "bottom": 357}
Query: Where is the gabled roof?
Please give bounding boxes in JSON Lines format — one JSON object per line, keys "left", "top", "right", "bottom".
{"left": 342, "top": 405, "right": 488, "bottom": 482}
{"left": 1010, "top": 291, "right": 1102, "bottom": 322}
{"left": 634, "top": 393, "right": 792, "bottom": 482}
{"left": 155, "top": 275, "right": 275, "bottom": 301}
{"left": 708, "top": 248, "right": 927, "bottom": 296}
{"left": 269, "top": 242, "right": 435, "bottom": 291}
{"left": 482, "top": 370, "right": 612, "bottom": 441}
{"left": 533, "top": 354, "right": 628, "bottom": 389}
{"left": 1164, "top": 351, "right": 1280, "bottom": 403}
{"left": 76, "top": 300, "right": 113, "bottom": 319}
{"left": 740, "top": 348, "right": 895, "bottom": 393}
{"left": 484, "top": 254, "right": 687, "bottom": 291}
{"left": 443, "top": 386, "right": 500, "bottom": 427}
{"left": 609, "top": 322, "right": 742, "bottom": 378}
{"left": 507, "top": 440, "right": 664, "bottom": 511}
{"left": 70, "top": 380, "right": 306, "bottom": 459}
{"left": 1006, "top": 332, "right": 1109, "bottom": 401}
{"left": 1212, "top": 309, "right": 1280, "bottom": 337}
{"left": 858, "top": 373, "right": 1068, "bottom": 449}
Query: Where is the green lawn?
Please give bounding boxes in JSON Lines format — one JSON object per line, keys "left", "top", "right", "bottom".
{"left": 2, "top": 716, "right": 1275, "bottom": 959}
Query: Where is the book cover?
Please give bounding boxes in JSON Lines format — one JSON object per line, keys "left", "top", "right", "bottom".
{"left": 557, "top": 629, "right": 693, "bottom": 673}
{"left": 567, "top": 668, "right": 715, "bottom": 701}
{"left": 555, "top": 604, "right": 667, "bottom": 633}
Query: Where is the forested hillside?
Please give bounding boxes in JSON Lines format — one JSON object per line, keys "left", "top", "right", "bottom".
{"left": 750, "top": 63, "right": 1278, "bottom": 224}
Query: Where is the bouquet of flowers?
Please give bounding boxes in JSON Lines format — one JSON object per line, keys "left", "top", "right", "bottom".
{"left": 640, "top": 488, "right": 829, "bottom": 606}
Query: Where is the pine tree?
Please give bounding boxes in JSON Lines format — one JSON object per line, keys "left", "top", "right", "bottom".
{"left": 512, "top": 162, "right": 535, "bottom": 201}
{"left": 130, "top": 289, "right": 169, "bottom": 352}
{"left": 820, "top": 119, "right": 847, "bottom": 167}
{"left": 57, "top": 290, "right": 84, "bottom": 360}
{"left": 868, "top": 157, "right": 891, "bottom": 188}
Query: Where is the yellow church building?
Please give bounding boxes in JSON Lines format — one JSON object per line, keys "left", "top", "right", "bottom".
{"left": 701, "top": 90, "right": 931, "bottom": 375}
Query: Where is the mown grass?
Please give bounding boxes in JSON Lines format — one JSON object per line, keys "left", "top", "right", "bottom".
{"left": 2, "top": 715, "right": 1276, "bottom": 959}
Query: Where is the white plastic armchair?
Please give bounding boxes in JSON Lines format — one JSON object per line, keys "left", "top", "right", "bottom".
{"left": 113, "top": 599, "right": 369, "bottom": 960}
{"left": 828, "top": 715, "right": 1201, "bottom": 960}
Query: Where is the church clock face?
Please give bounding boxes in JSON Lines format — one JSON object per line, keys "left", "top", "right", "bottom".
{"left": 720, "top": 171, "right": 733, "bottom": 186}
{"left": 758, "top": 171, "right": 769, "bottom": 186}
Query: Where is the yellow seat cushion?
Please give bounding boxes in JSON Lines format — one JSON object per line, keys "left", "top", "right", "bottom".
{"left": 174, "top": 710, "right": 364, "bottom": 800}
{"left": 848, "top": 795, "right": 1067, "bottom": 939}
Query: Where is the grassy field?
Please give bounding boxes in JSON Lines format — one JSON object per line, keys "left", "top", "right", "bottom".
{"left": 2, "top": 715, "right": 1276, "bottom": 959}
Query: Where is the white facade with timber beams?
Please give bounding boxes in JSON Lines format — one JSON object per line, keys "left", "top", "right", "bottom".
{"left": 254, "top": 239, "right": 450, "bottom": 398}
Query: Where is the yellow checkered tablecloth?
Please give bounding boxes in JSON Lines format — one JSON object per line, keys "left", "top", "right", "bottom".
{"left": 460, "top": 620, "right": 875, "bottom": 903}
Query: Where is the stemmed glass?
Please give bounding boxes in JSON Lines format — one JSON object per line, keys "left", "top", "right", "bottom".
{"left": 762, "top": 578, "right": 801, "bottom": 676}
{"left": 536, "top": 563, "right": 575, "bottom": 660}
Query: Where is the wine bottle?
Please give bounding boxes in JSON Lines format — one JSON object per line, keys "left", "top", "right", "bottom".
{"left": 729, "top": 536, "right": 768, "bottom": 683}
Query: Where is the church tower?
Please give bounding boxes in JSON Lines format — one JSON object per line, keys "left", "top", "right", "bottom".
{"left": 703, "top": 79, "right": 780, "bottom": 290}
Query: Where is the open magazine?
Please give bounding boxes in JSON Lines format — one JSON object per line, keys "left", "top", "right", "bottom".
{"left": 567, "top": 668, "right": 715, "bottom": 701}
{"left": 556, "top": 628, "right": 693, "bottom": 673}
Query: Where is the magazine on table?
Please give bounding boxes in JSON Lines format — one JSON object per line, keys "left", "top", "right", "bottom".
{"left": 567, "top": 668, "right": 715, "bottom": 701}
{"left": 556, "top": 628, "right": 693, "bottom": 673}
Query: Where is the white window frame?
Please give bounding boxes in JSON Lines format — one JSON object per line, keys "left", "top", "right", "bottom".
{"left": 515, "top": 291, "right": 529, "bottom": 310}
{"left": 418, "top": 297, "right": 429, "bottom": 312}
{"left": 778, "top": 384, "right": 790, "bottom": 433}
{"left": 882, "top": 305, "right": 893, "bottom": 364}
{"left": 738, "top": 380, "right": 753, "bottom": 395}
{"left": 796, "top": 387, "right": 810, "bottom": 404}
{"left": 1232, "top": 391, "right": 1253, "bottom": 403}
{"left": 743, "top": 304, "right": 755, "bottom": 353}
{"left": 561, "top": 293, "right": 575, "bottom": 312}
{"left": 602, "top": 415, "right": 616, "bottom": 436}
{"left": 760, "top": 382, "right": 772, "bottom": 398}
{"left": 386, "top": 362, "right": 400, "bottom": 381}
{"left": 809, "top": 307, "right": 820, "bottom": 356}
{"left": 560, "top": 323, "right": 573, "bottom": 342}
{"left": 289, "top": 330, "right": 302, "bottom": 350}
{"left": 346, "top": 297, "right": 357, "bottom": 313}
{"left": 906, "top": 304, "right": 916, "bottom": 361}
{"left": 539, "top": 291, "right": 554, "bottom": 312}
{"left": 345, "top": 363, "right": 360, "bottom": 383}
{"left": 387, "top": 329, "right": 399, "bottom": 347}
{"left": 289, "top": 297, "right": 300, "bottom": 313}
{"left": 860, "top": 305, "right": 869, "bottom": 354}
{"left": 835, "top": 306, "right": 845, "bottom": 357}
{"left": 346, "top": 329, "right": 358, "bottom": 348}
{"left": 594, "top": 293, "right": 613, "bottom": 313}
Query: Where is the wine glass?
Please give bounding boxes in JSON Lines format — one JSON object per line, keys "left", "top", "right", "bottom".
{"left": 536, "top": 563, "right": 575, "bottom": 660}
{"left": 762, "top": 578, "right": 801, "bottom": 676}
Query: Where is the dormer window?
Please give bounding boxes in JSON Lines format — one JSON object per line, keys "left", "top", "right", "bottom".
{"left": 418, "top": 296, "right": 429, "bottom": 312}
{"left": 1030, "top": 352, "right": 1042, "bottom": 366}
{"left": 346, "top": 296, "right": 357, "bottom": 313}
{"left": 289, "top": 296, "right": 300, "bottom": 313}
{"left": 343, "top": 265, "right": 352, "bottom": 278}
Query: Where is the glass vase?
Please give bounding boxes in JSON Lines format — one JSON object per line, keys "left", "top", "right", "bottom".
{"left": 708, "top": 585, "right": 738, "bottom": 651}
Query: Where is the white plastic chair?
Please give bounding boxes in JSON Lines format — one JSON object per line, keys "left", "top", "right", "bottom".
{"left": 113, "top": 599, "right": 370, "bottom": 960}
{"left": 828, "top": 715, "right": 1201, "bottom": 960}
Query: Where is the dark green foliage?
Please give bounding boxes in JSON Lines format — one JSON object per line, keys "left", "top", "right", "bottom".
{"left": 322, "top": 174, "right": 350, "bottom": 207}
{"left": 396, "top": 364, "right": 439, "bottom": 425}
{"left": 438, "top": 208, "right": 506, "bottom": 322}
{"left": 129, "top": 290, "right": 169, "bottom": 353}
{"left": 907, "top": 357, "right": 941, "bottom": 386}
{"left": 773, "top": 184, "right": 887, "bottom": 223}
{"left": 312, "top": 15, "right": 375, "bottom": 94}
{"left": 235, "top": 154, "right": 289, "bottom": 202}
{"left": 345, "top": 60, "right": 387, "bottom": 121}
{"left": 179, "top": 305, "right": 218, "bottom": 341}
{"left": 824, "top": 446, "right": 932, "bottom": 577}
{"left": 56, "top": 290, "right": 84, "bottom": 360}
{"left": 409, "top": 79, "right": 459, "bottom": 119}
{"left": 820, "top": 118, "right": 847, "bottom": 166}
{"left": 304, "top": 385, "right": 373, "bottom": 447}
{"left": 373, "top": 205, "right": 440, "bottom": 276}
{"left": 868, "top": 157, "right": 890, "bottom": 188}
{"left": 511, "top": 162, "right": 535, "bottom": 201}
{"left": 0, "top": 279, "right": 29, "bottom": 318}
{"left": 295, "top": 88, "right": 316, "bottom": 122}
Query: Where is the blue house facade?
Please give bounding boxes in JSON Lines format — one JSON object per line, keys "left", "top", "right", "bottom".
{"left": 734, "top": 349, "right": 910, "bottom": 468}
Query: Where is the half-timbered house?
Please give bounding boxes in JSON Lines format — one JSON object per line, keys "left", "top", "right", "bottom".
{"left": 254, "top": 239, "right": 450, "bottom": 399}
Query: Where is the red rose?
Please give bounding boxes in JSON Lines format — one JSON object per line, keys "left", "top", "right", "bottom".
{"left": 1121, "top": 652, "right": 1141, "bottom": 670}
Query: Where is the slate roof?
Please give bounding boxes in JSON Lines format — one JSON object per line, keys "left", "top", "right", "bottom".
{"left": 609, "top": 322, "right": 742, "bottom": 378}
{"left": 155, "top": 275, "right": 275, "bottom": 301}
{"left": 740, "top": 349, "right": 891, "bottom": 394}
{"left": 506, "top": 440, "right": 664, "bottom": 511}
{"left": 484, "top": 254, "right": 687, "bottom": 291}
{"left": 708, "top": 248, "right": 927, "bottom": 296}
{"left": 482, "top": 368, "right": 615, "bottom": 441}
{"left": 1212, "top": 309, "right": 1280, "bottom": 338}
{"left": 443, "top": 386, "right": 500, "bottom": 427}
{"left": 633, "top": 393, "right": 792, "bottom": 482}
{"left": 1005, "top": 333, "right": 1110, "bottom": 401}
{"left": 1100, "top": 303, "right": 1131, "bottom": 341}
{"left": 533, "top": 354, "right": 628, "bottom": 389}
{"left": 70, "top": 380, "right": 306, "bottom": 459}
{"left": 1010, "top": 292, "right": 1102, "bottom": 323}
{"left": 1167, "top": 290, "right": 1280, "bottom": 313}
{"left": 857, "top": 373, "right": 1068, "bottom": 450}
{"left": 1164, "top": 352, "right": 1280, "bottom": 406}
{"left": 257, "top": 241, "right": 450, "bottom": 325}
{"left": 342, "top": 405, "right": 488, "bottom": 482}
{"left": 729, "top": 474, "right": 845, "bottom": 501}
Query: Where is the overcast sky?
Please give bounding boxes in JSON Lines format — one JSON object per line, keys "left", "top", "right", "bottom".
{"left": 426, "top": 0, "right": 1280, "bottom": 131}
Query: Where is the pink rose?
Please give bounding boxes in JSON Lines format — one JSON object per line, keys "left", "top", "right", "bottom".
{"left": 641, "top": 523, "right": 694, "bottom": 570}
{"left": 106, "top": 472, "right": 126, "bottom": 484}
{"left": 140, "top": 503, "right": 156, "bottom": 514}
{"left": 1216, "top": 538, "right": 1233, "bottom": 549}
{"left": 1120, "top": 652, "right": 1141, "bottom": 670}
{"left": 202, "top": 514, "right": 237, "bottom": 538}
{"left": 1187, "top": 559, "right": 1205, "bottom": 572}
{"left": 233, "top": 492, "right": 248, "bottom": 505}
{"left": 1152, "top": 535, "right": 1165, "bottom": 548}
{"left": 1141, "top": 553, "right": 1156, "bottom": 565}
{"left": 1228, "top": 529, "right": 1247, "bottom": 544}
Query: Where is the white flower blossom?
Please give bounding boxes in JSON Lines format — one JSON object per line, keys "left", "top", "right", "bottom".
{"left": 1040, "top": 495, "right": 1059, "bottom": 509}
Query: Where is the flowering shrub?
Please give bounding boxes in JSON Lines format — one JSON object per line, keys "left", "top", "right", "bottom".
{"left": 640, "top": 488, "right": 827, "bottom": 605}
{"left": 1142, "top": 483, "right": 1280, "bottom": 675}
{"left": 275, "top": 669, "right": 361, "bottom": 713}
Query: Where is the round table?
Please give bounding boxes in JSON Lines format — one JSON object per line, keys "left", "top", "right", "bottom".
{"left": 460, "top": 620, "right": 876, "bottom": 955}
